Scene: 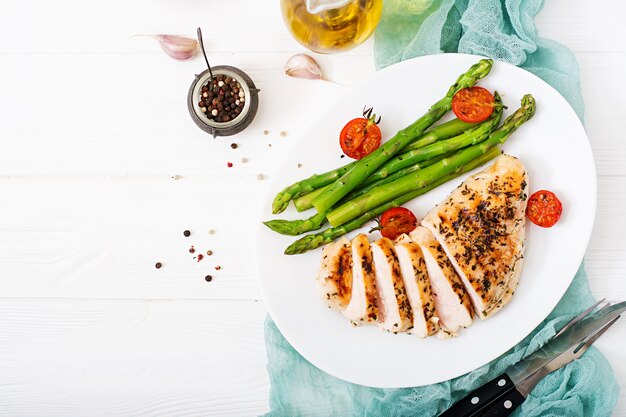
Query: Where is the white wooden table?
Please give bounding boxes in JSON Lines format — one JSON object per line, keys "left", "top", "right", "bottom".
{"left": 1, "top": 0, "right": 625, "bottom": 415}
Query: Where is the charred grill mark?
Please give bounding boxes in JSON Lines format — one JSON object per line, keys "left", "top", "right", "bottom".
{"left": 331, "top": 246, "right": 353, "bottom": 304}
{"left": 386, "top": 242, "right": 412, "bottom": 323}
{"left": 359, "top": 242, "right": 380, "bottom": 321}
{"left": 362, "top": 255, "right": 373, "bottom": 274}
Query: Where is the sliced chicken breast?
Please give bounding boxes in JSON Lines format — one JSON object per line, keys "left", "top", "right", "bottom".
{"left": 342, "top": 234, "right": 379, "bottom": 324}
{"left": 410, "top": 227, "right": 473, "bottom": 335}
{"left": 395, "top": 234, "right": 439, "bottom": 338}
{"left": 421, "top": 154, "right": 528, "bottom": 319}
{"left": 317, "top": 237, "right": 352, "bottom": 310}
{"left": 371, "top": 237, "right": 412, "bottom": 333}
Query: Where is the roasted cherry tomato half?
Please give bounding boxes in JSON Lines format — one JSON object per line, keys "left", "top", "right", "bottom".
{"left": 339, "top": 107, "right": 382, "bottom": 160}
{"left": 526, "top": 190, "right": 563, "bottom": 228}
{"left": 452, "top": 86, "right": 495, "bottom": 123}
{"left": 376, "top": 207, "right": 418, "bottom": 240}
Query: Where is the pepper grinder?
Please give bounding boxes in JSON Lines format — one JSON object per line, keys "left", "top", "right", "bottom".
{"left": 188, "top": 28, "right": 260, "bottom": 138}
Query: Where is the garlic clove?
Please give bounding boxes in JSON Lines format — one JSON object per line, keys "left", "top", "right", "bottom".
{"left": 284, "top": 53, "right": 326, "bottom": 80}
{"left": 151, "top": 34, "right": 198, "bottom": 60}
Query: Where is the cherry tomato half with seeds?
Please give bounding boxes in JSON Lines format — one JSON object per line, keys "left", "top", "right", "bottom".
{"left": 526, "top": 190, "right": 563, "bottom": 228}
{"left": 452, "top": 86, "right": 495, "bottom": 123}
{"left": 376, "top": 207, "right": 418, "bottom": 240}
{"left": 339, "top": 107, "right": 382, "bottom": 160}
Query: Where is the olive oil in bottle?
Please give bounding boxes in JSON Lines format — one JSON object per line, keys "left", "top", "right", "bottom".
{"left": 281, "top": 0, "right": 383, "bottom": 53}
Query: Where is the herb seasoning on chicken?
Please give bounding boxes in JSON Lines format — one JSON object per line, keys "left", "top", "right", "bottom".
{"left": 421, "top": 154, "right": 528, "bottom": 319}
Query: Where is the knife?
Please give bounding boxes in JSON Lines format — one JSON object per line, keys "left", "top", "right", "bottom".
{"left": 439, "top": 299, "right": 626, "bottom": 417}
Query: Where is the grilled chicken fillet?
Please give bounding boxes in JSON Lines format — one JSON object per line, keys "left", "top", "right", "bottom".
{"left": 317, "top": 237, "right": 352, "bottom": 310}
{"left": 371, "top": 238, "right": 413, "bottom": 332}
{"left": 342, "top": 234, "right": 380, "bottom": 324}
{"left": 421, "top": 155, "right": 528, "bottom": 318}
{"left": 410, "top": 227, "right": 473, "bottom": 335}
{"left": 395, "top": 234, "right": 439, "bottom": 338}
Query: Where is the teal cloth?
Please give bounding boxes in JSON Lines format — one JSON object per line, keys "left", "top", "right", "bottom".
{"left": 373, "top": 0, "right": 585, "bottom": 120}
{"left": 263, "top": 1, "right": 620, "bottom": 415}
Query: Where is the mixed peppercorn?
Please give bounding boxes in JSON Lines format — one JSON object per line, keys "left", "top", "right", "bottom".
{"left": 198, "top": 74, "right": 245, "bottom": 123}
{"left": 154, "top": 229, "right": 220, "bottom": 283}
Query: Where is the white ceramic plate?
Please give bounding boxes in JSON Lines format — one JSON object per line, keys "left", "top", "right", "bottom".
{"left": 256, "top": 53, "right": 596, "bottom": 388}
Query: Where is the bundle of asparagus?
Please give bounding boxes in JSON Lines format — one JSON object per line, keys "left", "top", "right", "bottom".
{"left": 263, "top": 59, "right": 537, "bottom": 255}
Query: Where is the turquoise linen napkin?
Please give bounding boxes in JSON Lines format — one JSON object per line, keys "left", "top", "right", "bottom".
{"left": 263, "top": 1, "right": 620, "bottom": 415}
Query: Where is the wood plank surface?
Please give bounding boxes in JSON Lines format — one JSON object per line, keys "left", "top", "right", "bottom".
{"left": 0, "top": 0, "right": 625, "bottom": 415}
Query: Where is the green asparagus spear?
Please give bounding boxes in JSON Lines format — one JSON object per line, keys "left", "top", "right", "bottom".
{"left": 263, "top": 211, "right": 328, "bottom": 236}
{"left": 370, "top": 92, "right": 502, "bottom": 181}
{"left": 269, "top": 94, "right": 529, "bottom": 235}
{"left": 284, "top": 147, "right": 502, "bottom": 255}
{"left": 342, "top": 152, "right": 455, "bottom": 202}
{"left": 326, "top": 94, "right": 536, "bottom": 227}
{"left": 293, "top": 113, "right": 490, "bottom": 211}
{"left": 291, "top": 97, "right": 501, "bottom": 214}
{"left": 266, "top": 153, "right": 448, "bottom": 235}
{"left": 293, "top": 152, "right": 450, "bottom": 213}
{"left": 311, "top": 59, "right": 494, "bottom": 214}
{"left": 283, "top": 74, "right": 492, "bottom": 211}
{"left": 291, "top": 119, "right": 481, "bottom": 213}
{"left": 402, "top": 118, "right": 477, "bottom": 152}
{"left": 294, "top": 185, "right": 329, "bottom": 212}
{"left": 271, "top": 161, "right": 356, "bottom": 215}
{"left": 271, "top": 117, "right": 479, "bottom": 214}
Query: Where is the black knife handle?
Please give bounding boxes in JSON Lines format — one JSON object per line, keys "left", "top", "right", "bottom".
{"left": 439, "top": 373, "right": 516, "bottom": 417}
{"left": 479, "top": 386, "right": 525, "bottom": 417}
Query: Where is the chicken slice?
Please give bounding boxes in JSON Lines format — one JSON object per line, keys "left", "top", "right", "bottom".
{"left": 317, "top": 237, "right": 352, "bottom": 310}
{"left": 371, "top": 237, "right": 413, "bottom": 333}
{"left": 395, "top": 234, "right": 439, "bottom": 338}
{"left": 421, "top": 154, "right": 528, "bottom": 319}
{"left": 342, "top": 234, "right": 380, "bottom": 325}
{"left": 410, "top": 227, "right": 473, "bottom": 336}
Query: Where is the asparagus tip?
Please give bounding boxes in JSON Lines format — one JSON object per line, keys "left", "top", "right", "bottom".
{"left": 284, "top": 241, "right": 301, "bottom": 255}
{"left": 521, "top": 94, "right": 536, "bottom": 116}
{"left": 271, "top": 205, "right": 285, "bottom": 215}
{"left": 271, "top": 193, "right": 291, "bottom": 214}
{"left": 263, "top": 219, "right": 300, "bottom": 236}
{"left": 475, "top": 58, "right": 494, "bottom": 74}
